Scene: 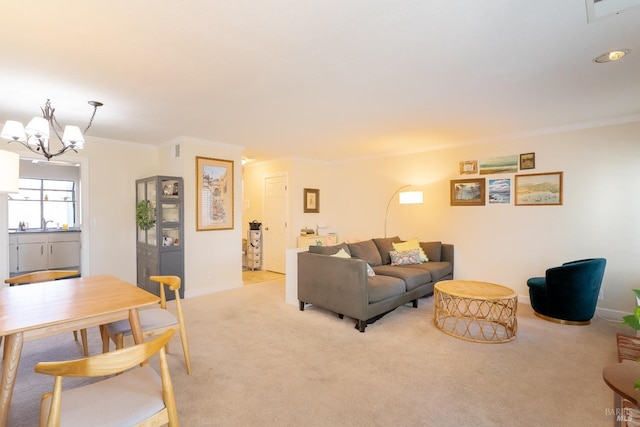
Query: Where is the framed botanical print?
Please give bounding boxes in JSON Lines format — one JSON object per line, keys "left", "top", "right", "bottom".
{"left": 196, "top": 156, "right": 234, "bottom": 230}
{"left": 304, "top": 188, "right": 319, "bottom": 213}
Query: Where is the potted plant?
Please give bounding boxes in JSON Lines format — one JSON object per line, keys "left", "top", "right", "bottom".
{"left": 136, "top": 200, "right": 156, "bottom": 231}
{"left": 621, "top": 289, "right": 640, "bottom": 389}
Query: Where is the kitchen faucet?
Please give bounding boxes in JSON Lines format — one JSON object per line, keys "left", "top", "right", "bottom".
{"left": 43, "top": 219, "right": 54, "bottom": 230}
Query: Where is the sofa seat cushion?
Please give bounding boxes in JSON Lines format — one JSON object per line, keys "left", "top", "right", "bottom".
{"left": 368, "top": 275, "right": 406, "bottom": 303}
{"left": 403, "top": 262, "right": 453, "bottom": 282}
{"left": 372, "top": 265, "right": 432, "bottom": 291}
{"left": 348, "top": 240, "right": 383, "bottom": 266}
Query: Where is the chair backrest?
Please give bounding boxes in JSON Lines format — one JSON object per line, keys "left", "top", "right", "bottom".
{"left": 546, "top": 258, "right": 606, "bottom": 292}
{"left": 35, "top": 329, "right": 178, "bottom": 426}
{"left": 5, "top": 270, "right": 79, "bottom": 285}
{"left": 150, "top": 275, "right": 181, "bottom": 309}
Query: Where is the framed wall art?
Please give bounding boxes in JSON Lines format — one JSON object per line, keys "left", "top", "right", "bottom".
{"left": 488, "top": 178, "right": 511, "bottom": 204}
{"left": 515, "top": 171, "right": 563, "bottom": 206}
{"left": 519, "top": 152, "right": 535, "bottom": 170}
{"left": 479, "top": 155, "right": 518, "bottom": 175}
{"left": 450, "top": 178, "right": 486, "bottom": 206}
{"left": 303, "top": 188, "right": 320, "bottom": 213}
{"left": 196, "top": 156, "right": 234, "bottom": 230}
{"left": 459, "top": 160, "right": 478, "bottom": 175}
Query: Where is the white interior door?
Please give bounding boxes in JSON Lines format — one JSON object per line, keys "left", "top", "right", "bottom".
{"left": 264, "top": 174, "right": 288, "bottom": 273}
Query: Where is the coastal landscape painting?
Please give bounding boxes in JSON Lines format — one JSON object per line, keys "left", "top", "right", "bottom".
{"left": 515, "top": 172, "right": 563, "bottom": 206}
{"left": 479, "top": 155, "right": 518, "bottom": 175}
{"left": 489, "top": 179, "right": 511, "bottom": 204}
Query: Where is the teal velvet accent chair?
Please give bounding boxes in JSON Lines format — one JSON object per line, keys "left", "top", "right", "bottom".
{"left": 527, "top": 258, "right": 606, "bottom": 325}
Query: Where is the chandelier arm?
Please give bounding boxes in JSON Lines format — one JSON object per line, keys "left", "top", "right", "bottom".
{"left": 83, "top": 104, "right": 99, "bottom": 134}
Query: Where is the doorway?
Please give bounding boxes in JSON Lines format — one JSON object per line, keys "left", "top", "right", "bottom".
{"left": 263, "top": 174, "right": 288, "bottom": 273}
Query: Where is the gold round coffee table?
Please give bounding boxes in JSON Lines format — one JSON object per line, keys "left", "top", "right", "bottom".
{"left": 434, "top": 280, "right": 517, "bottom": 343}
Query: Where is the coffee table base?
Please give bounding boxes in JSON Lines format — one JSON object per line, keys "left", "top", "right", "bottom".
{"left": 434, "top": 281, "right": 517, "bottom": 343}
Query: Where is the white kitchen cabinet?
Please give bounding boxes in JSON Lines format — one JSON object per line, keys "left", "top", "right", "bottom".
{"left": 8, "top": 231, "right": 81, "bottom": 274}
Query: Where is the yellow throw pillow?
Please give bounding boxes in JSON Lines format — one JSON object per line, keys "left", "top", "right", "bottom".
{"left": 392, "top": 238, "right": 428, "bottom": 262}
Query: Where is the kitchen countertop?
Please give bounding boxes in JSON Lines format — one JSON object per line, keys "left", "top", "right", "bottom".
{"left": 9, "top": 229, "right": 82, "bottom": 234}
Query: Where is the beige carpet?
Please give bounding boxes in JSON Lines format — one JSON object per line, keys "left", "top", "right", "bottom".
{"left": 242, "top": 270, "right": 285, "bottom": 285}
{"left": 6, "top": 278, "right": 628, "bottom": 426}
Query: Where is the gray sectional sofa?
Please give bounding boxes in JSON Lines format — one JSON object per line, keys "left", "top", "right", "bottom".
{"left": 298, "top": 237, "right": 454, "bottom": 332}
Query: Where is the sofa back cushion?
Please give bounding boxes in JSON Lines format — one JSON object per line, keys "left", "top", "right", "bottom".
{"left": 348, "top": 239, "right": 383, "bottom": 266}
{"left": 372, "top": 236, "right": 402, "bottom": 265}
{"left": 308, "top": 242, "right": 351, "bottom": 256}
{"left": 419, "top": 241, "right": 442, "bottom": 262}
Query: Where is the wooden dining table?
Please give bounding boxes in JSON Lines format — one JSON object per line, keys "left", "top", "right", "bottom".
{"left": 0, "top": 274, "right": 160, "bottom": 426}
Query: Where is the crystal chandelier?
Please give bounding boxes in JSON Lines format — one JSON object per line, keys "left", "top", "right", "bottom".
{"left": 1, "top": 99, "right": 103, "bottom": 160}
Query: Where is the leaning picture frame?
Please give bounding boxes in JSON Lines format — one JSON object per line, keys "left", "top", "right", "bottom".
{"left": 514, "top": 171, "right": 563, "bottom": 206}
{"left": 196, "top": 156, "right": 234, "bottom": 230}
{"left": 450, "top": 178, "right": 486, "bottom": 206}
{"left": 303, "top": 188, "right": 320, "bottom": 213}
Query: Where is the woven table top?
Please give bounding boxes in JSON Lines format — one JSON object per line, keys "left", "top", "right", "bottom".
{"left": 435, "top": 280, "right": 516, "bottom": 300}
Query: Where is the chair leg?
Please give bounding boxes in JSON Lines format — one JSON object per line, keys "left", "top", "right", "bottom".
{"left": 115, "top": 333, "right": 124, "bottom": 350}
{"left": 99, "top": 325, "right": 110, "bottom": 353}
{"left": 178, "top": 324, "right": 192, "bottom": 375}
{"left": 80, "top": 329, "right": 89, "bottom": 356}
{"left": 73, "top": 330, "right": 79, "bottom": 341}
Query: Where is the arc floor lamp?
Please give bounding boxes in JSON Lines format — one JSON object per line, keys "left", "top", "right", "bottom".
{"left": 384, "top": 185, "right": 423, "bottom": 237}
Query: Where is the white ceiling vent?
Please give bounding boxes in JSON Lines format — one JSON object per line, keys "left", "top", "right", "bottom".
{"left": 586, "top": 0, "right": 640, "bottom": 22}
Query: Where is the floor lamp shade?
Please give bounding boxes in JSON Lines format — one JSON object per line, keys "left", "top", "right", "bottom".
{"left": 399, "top": 191, "right": 423, "bottom": 205}
{"left": 0, "top": 150, "right": 19, "bottom": 193}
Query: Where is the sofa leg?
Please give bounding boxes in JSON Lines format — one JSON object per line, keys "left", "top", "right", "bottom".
{"left": 356, "top": 320, "right": 366, "bottom": 333}
{"left": 412, "top": 299, "right": 418, "bottom": 308}
{"left": 338, "top": 314, "right": 344, "bottom": 319}
{"left": 299, "top": 301, "right": 305, "bottom": 311}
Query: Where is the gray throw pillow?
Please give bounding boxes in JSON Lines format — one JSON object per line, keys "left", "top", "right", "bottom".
{"left": 308, "top": 242, "right": 351, "bottom": 256}
{"left": 372, "top": 236, "right": 402, "bottom": 265}
{"left": 347, "top": 240, "right": 383, "bottom": 266}
{"left": 419, "top": 241, "right": 442, "bottom": 262}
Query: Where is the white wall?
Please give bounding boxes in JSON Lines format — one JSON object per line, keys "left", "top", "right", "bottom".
{"left": 159, "top": 137, "right": 244, "bottom": 296}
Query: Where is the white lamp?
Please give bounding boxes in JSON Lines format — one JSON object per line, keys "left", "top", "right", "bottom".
{"left": 0, "top": 150, "right": 20, "bottom": 193}
{"left": 384, "top": 185, "right": 424, "bottom": 237}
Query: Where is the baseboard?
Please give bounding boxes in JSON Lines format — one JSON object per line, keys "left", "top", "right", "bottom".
{"left": 518, "top": 294, "right": 629, "bottom": 322}
{"left": 185, "top": 281, "right": 243, "bottom": 299}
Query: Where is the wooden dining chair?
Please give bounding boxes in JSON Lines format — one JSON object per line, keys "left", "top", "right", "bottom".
{"left": 101, "top": 275, "right": 192, "bottom": 374}
{"left": 35, "top": 329, "right": 178, "bottom": 427}
{"left": 3, "top": 270, "right": 89, "bottom": 356}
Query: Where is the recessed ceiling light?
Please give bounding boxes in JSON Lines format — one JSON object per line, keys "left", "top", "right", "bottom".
{"left": 593, "top": 49, "right": 630, "bottom": 63}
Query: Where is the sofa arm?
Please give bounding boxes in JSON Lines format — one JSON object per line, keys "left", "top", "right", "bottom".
{"left": 298, "top": 251, "right": 369, "bottom": 319}
{"left": 441, "top": 244, "right": 454, "bottom": 274}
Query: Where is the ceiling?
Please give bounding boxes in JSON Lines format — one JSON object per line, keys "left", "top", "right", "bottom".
{"left": 0, "top": 1, "right": 639, "bottom": 162}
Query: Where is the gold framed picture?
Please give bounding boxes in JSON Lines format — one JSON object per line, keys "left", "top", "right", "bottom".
{"left": 450, "top": 178, "right": 486, "bottom": 206}
{"left": 459, "top": 160, "right": 478, "bottom": 175}
{"left": 196, "top": 156, "right": 234, "bottom": 230}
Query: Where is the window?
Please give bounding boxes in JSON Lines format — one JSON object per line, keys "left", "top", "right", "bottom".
{"left": 8, "top": 178, "right": 77, "bottom": 230}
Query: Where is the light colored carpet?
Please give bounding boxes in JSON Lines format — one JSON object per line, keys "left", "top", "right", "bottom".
{"left": 6, "top": 278, "right": 627, "bottom": 426}
{"left": 242, "top": 270, "right": 285, "bottom": 285}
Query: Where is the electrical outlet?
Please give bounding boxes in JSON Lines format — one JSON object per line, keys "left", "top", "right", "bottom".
{"left": 598, "top": 289, "right": 604, "bottom": 300}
